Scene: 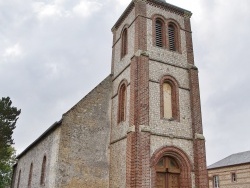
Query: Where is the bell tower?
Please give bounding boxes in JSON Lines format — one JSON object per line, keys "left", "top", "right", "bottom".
{"left": 109, "top": 0, "right": 209, "bottom": 187}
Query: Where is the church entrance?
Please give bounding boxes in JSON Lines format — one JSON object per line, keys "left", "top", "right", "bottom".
{"left": 156, "top": 156, "right": 180, "bottom": 188}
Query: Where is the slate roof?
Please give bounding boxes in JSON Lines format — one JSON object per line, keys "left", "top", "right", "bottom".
{"left": 208, "top": 150, "right": 250, "bottom": 169}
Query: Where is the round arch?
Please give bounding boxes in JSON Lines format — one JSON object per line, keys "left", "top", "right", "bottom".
{"left": 150, "top": 146, "right": 193, "bottom": 188}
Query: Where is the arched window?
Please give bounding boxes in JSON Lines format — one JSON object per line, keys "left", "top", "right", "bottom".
{"left": 156, "top": 156, "right": 181, "bottom": 188}
{"left": 161, "top": 76, "right": 179, "bottom": 120}
{"left": 163, "top": 82, "right": 173, "bottom": 119}
{"left": 118, "top": 83, "right": 127, "bottom": 123}
{"left": 28, "top": 163, "right": 33, "bottom": 187}
{"left": 168, "top": 23, "right": 178, "bottom": 51}
{"left": 40, "top": 155, "right": 46, "bottom": 185}
{"left": 155, "top": 19, "right": 164, "bottom": 47}
{"left": 121, "top": 28, "right": 128, "bottom": 58}
{"left": 17, "top": 170, "right": 21, "bottom": 188}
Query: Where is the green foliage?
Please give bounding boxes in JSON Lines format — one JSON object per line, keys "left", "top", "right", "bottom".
{"left": 0, "top": 97, "right": 21, "bottom": 188}
{"left": 0, "top": 147, "right": 16, "bottom": 188}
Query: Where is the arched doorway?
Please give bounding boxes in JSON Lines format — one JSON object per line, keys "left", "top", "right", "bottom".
{"left": 156, "top": 156, "right": 180, "bottom": 188}
{"left": 151, "top": 146, "right": 192, "bottom": 188}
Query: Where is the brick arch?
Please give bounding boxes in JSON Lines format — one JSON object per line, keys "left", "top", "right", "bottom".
{"left": 119, "top": 24, "right": 129, "bottom": 38}
{"left": 152, "top": 14, "right": 166, "bottom": 48}
{"left": 116, "top": 79, "right": 129, "bottom": 94}
{"left": 117, "top": 79, "right": 128, "bottom": 123}
{"left": 166, "top": 18, "right": 182, "bottom": 53}
{"left": 150, "top": 146, "right": 192, "bottom": 188}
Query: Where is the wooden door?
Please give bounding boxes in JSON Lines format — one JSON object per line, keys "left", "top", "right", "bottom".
{"left": 155, "top": 157, "right": 180, "bottom": 188}
{"left": 168, "top": 173, "right": 179, "bottom": 188}
{"left": 156, "top": 173, "right": 166, "bottom": 188}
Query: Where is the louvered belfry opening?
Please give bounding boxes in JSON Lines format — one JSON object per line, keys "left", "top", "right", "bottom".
{"left": 155, "top": 19, "right": 163, "bottom": 47}
{"left": 121, "top": 29, "right": 128, "bottom": 58}
{"left": 168, "top": 24, "right": 176, "bottom": 51}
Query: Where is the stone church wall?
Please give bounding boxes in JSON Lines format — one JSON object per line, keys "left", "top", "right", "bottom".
{"left": 56, "top": 75, "right": 112, "bottom": 188}
{"left": 13, "top": 126, "right": 61, "bottom": 188}
{"left": 112, "top": 7, "right": 135, "bottom": 78}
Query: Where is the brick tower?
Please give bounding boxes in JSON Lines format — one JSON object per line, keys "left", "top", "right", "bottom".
{"left": 109, "top": 0, "right": 208, "bottom": 188}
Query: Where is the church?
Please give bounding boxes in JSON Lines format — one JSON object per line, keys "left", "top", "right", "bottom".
{"left": 11, "top": 0, "right": 209, "bottom": 187}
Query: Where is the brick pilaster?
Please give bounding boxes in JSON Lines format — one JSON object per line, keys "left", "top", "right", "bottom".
{"left": 126, "top": 1, "right": 150, "bottom": 188}
{"left": 185, "top": 13, "right": 209, "bottom": 188}
{"left": 127, "top": 53, "right": 150, "bottom": 188}
{"left": 189, "top": 68, "right": 209, "bottom": 188}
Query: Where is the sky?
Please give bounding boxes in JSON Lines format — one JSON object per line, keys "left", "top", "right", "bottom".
{"left": 0, "top": 0, "right": 250, "bottom": 166}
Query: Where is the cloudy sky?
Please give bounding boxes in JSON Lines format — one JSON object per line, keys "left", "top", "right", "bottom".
{"left": 1, "top": 0, "right": 250, "bottom": 166}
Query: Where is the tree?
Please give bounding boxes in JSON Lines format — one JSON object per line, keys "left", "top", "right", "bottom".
{"left": 0, "top": 97, "right": 21, "bottom": 188}
{"left": 0, "top": 147, "right": 16, "bottom": 188}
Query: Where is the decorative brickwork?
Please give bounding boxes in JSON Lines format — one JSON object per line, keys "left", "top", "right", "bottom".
{"left": 150, "top": 146, "right": 192, "bottom": 188}
{"left": 189, "top": 67, "right": 209, "bottom": 187}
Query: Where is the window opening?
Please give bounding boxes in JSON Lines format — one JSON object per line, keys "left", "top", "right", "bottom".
{"left": 213, "top": 175, "right": 220, "bottom": 188}
{"left": 156, "top": 20, "right": 163, "bottom": 47}
{"left": 163, "top": 82, "right": 173, "bottom": 119}
{"left": 40, "top": 156, "right": 47, "bottom": 185}
{"left": 232, "top": 172, "right": 236, "bottom": 182}
{"left": 118, "top": 84, "right": 126, "bottom": 123}
{"left": 28, "top": 163, "right": 33, "bottom": 187}
{"left": 121, "top": 29, "right": 128, "bottom": 58}
{"left": 168, "top": 24, "right": 176, "bottom": 51}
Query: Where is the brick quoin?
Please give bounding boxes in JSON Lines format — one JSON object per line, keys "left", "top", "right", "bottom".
{"left": 185, "top": 11, "right": 209, "bottom": 188}
{"left": 127, "top": 1, "right": 150, "bottom": 187}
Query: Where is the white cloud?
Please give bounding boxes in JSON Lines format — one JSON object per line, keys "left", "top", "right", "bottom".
{"left": 33, "top": 2, "right": 70, "bottom": 19}
{"left": 73, "top": 0, "right": 102, "bottom": 18}
{"left": 3, "top": 43, "right": 22, "bottom": 57}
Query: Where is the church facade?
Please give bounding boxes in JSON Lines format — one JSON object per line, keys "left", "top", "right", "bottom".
{"left": 11, "top": 0, "right": 209, "bottom": 187}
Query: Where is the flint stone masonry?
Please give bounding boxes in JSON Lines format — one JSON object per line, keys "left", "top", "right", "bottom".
{"left": 14, "top": 126, "right": 61, "bottom": 188}
{"left": 113, "top": 8, "right": 135, "bottom": 78}
{"left": 56, "top": 75, "right": 112, "bottom": 188}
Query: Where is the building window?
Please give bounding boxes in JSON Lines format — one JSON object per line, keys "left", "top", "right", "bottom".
{"left": 168, "top": 23, "right": 177, "bottom": 51}
{"left": 155, "top": 19, "right": 164, "bottom": 48}
{"left": 121, "top": 28, "right": 128, "bottom": 58}
{"left": 40, "top": 155, "right": 47, "bottom": 185}
{"left": 28, "top": 163, "right": 33, "bottom": 187}
{"left": 161, "top": 76, "right": 179, "bottom": 121}
{"left": 232, "top": 172, "right": 237, "bottom": 182}
{"left": 168, "top": 22, "right": 180, "bottom": 51}
{"left": 118, "top": 83, "right": 127, "bottom": 123}
{"left": 163, "top": 82, "right": 172, "bottom": 119}
{"left": 213, "top": 175, "right": 220, "bottom": 188}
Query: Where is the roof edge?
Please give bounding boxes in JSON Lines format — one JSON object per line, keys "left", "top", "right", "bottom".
{"left": 16, "top": 119, "right": 62, "bottom": 159}
{"left": 208, "top": 162, "right": 250, "bottom": 170}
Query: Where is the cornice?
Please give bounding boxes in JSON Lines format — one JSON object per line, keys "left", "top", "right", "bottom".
{"left": 112, "top": 0, "right": 192, "bottom": 31}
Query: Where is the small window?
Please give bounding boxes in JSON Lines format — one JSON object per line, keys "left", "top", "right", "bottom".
{"left": 163, "top": 82, "right": 172, "bottom": 119}
{"left": 232, "top": 172, "right": 237, "bottom": 182}
{"left": 213, "top": 175, "right": 219, "bottom": 188}
{"left": 40, "top": 155, "right": 47, "bottom": 185}
{"left": 155, "top": 19, "right": 164, "bottom": 47}
{"left": 168, "top": 23, "right": 176, "bottom": 51}
{"left": 118, "top": 83, "right": 127, "bottom": 123}
{"left": 161, "top": 77, "right": 179, "bottom": 120}
{"left": 121, "top": 28, "right": 128, "bottom": 58}
{"left": 28, "top": 163, "right": 33, "bottom": 187}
